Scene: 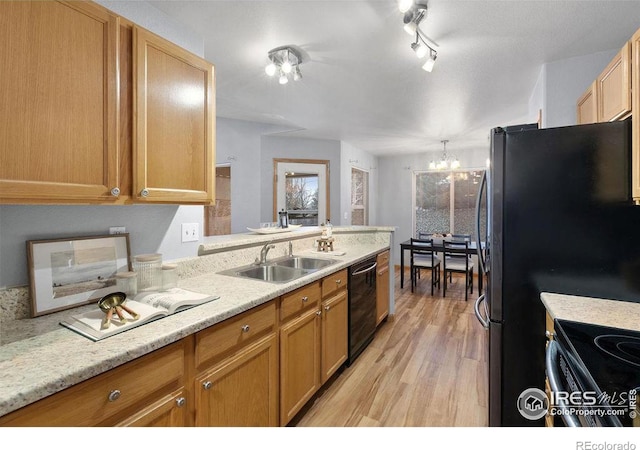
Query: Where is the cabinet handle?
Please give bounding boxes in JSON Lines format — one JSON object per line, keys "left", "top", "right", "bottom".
{"left": 241, "top": 324, "right": 250, "bottom": 333}
{"left": 316, "top": 310, "right": 322, "bottom": 316}
{"left": 302, "top": 296, "right": 309, "bottom": 302}
{"left": 107, "top": 389, "right": 121, "bottom": 402}
{"left": 140, "top": 188, "right": 149, "bottom": 197}
{"left": 325, "top": 305, "right": 330, "bottom": 311}
{"left": 110, "top": 187, "right": 120, "bottom": 197}
{"left": 176, "top": 397, "right": 186, "bottom": 408}
{"left": 202, "top": 381, "right": 213, "bottom": 390}
{"left": 545, "top": 330, "right": 553, "bottom": 340}
{"left": 336, "top": 279, "right": 341, "bottom": 284}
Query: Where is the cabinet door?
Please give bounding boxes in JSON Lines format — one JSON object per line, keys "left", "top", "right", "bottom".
{"left": 115, "top": 389, "right": 188, "bottom": 427}
{"left": 597, "top": 42, "right": 631, "bottom": 122}
{"left": 0, "top": 1, "right": 120, "bottom": 202}
{"left": 376, "top": 263, "right": 390, "bottom": 326}
{"left": 195, "top": 333, "right": 278, "bottom": 427}
{"left": 321, "top": 290, "right": 348, "bottom": 384}
{"left": 133, "top": 26, "right": 215, "bottom": 203}
{"left": 576, "top": 81, "right": 597, "bottom": 125}
{"left": 632, "top": 28, "right": 640, "bottom": 205}
{"left": 280, "top": 307, "right": 321, "bottom": 425}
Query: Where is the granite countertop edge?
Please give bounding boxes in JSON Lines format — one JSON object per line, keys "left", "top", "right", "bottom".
{"left": 0, "top": 242, "right": 390, "bottom": 417}
{"left": 541, "top": 292, "right": 640, "bottom": 333}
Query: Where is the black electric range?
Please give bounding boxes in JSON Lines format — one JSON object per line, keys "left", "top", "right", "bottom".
{"left": 553, "top": 319, "right": 640, "bottom": 426}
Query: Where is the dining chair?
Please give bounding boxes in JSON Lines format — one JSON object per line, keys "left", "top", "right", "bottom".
{"left": 410, "top": 238, "right": 441, "bottom": 295}
{"left": 443, "top": 239, "right": 474, "bottom": 301}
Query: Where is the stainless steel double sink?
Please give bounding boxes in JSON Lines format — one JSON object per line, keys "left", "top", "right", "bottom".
{"left": 219, "top": 255, "right": 338, "bottom": 283}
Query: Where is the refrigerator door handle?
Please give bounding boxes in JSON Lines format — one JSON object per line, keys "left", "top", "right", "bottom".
{"left": 474, "top": 294, "right": 489, "bottom": 329}
{"left": 474, "top": 170, "right": 487, "bottom": 275}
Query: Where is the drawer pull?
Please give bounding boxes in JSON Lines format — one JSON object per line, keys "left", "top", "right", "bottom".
{"left": 108, "top": 390, "right": 121, "bottom": 402}
{"left": 302, "top": 296, "right": 309, "bottom": 302}
{"left": 316, "top": 310, "right": 322, "bottom": 316}
{"left": 336, "top": 279, "right": 341, "bottom": 284}
{"left": 325, "top": 305, "right": 330, "bottom": 311}
{"left": 110, "top": 187, "right": 120, "bottom": 197}
{"left": 203, "top": 381, "right": 213, "bottom": 390}
{"left": 241, "top": 324, "right": 250, "bottom": 333}
{"left": 176, "top": 397, "right": 186, "bottom": 408}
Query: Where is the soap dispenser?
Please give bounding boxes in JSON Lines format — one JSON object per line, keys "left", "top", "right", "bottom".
{"left": 278, "top": 209, "right": 289, "bottom": 228}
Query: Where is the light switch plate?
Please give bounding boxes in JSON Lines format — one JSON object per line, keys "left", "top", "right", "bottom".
{"left": 181, "top": 223, "right": 199, "bottom": 243}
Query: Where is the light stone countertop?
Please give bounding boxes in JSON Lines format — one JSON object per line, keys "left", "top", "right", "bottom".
{"left": 0, "top": 240, "right": 390, "bottom": 418}
{"left": 541, "top": 292, "right": 640, "bottom": 333}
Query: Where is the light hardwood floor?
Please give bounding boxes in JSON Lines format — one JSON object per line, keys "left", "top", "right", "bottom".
{"left": 293, "top": 266, "right": 488, "bottom": 427}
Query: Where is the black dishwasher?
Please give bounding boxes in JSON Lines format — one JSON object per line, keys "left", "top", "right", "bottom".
{"left": 347, "top": 256, "right": 377, "bottom": 366}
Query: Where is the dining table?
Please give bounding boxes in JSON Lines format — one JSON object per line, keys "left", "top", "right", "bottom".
{"left": 399, "top": 237, "right": 485, "bottom": 295}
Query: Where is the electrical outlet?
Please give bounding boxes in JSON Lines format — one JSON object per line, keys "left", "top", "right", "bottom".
{"left": 109, "top": 226, "right": 126, "bottom": 235}
{"left": 181, "top": 223, "right": 199, "bottom": 243}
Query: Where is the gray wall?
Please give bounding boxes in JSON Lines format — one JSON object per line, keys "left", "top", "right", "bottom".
{"left": 216, "top": 118, "right": 292, "bottom": 233}
{"left": 530, "top": 49, "right": 618, "bottom": 129}
{"left": 260, "top": 135, "right": 342, "bottom": 225}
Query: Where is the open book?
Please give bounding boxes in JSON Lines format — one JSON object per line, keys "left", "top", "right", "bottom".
{"left": 60, "top": 288, "right": 219, "bottom": 341}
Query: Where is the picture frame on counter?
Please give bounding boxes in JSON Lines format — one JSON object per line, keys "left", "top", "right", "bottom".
{"left": 27, "top": 234, "right": 132, "bottom": 317}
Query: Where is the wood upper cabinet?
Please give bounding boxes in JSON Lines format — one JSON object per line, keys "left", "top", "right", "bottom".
{"left": 0, "top": 1, "right": 120, "bottom": 202}
{"left": 376, "top": 250, "right": 390, "bottom": 325}
{"left": 596, "top": 42, "right": 632, "bottom": 122}
{"left": 133, "top": 26, "right": 215, "bottom": 204}
{"left": 194, "top": 301, "right": 278, "bottom": 427}
{"left": 632, "top": 28, "right": 640, "bottom": 205}
{"left": 576, "top": 81, "right": 598, "bottom": 125}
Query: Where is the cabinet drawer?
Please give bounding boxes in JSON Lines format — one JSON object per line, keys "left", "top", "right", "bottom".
{"left": 0, "top": 340, "right": 185, "bottom": 426}
{"left": 376, "top": 250, "right": 390, "bottom": 268}
{"left": 280, "top": 282, "right": 321, "bottom": 323}
{"left": 196, "top": 301, "right": 276, "bottom": 368}
{"left": 321, "top": 269, "right": 348, "bottom": 299}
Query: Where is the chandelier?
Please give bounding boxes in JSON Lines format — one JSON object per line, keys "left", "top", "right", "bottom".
{"left": 264, "top": 46, "right": 303, "bottom": 85}
{"left": 429, "top": 140, "right": 460, "bottom": 170}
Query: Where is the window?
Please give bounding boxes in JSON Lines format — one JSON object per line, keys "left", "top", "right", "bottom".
{"left": 285, "top": 172, "right": 319, "bottom": 226}
{"left": 414, "top": 169, "right": 485, "bottom": 237}
{"left": 351, "top": 168, "right": 369, "bottom": 225}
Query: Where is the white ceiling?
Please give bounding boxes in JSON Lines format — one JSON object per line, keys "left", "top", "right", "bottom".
{"left": 148, "top": 0, "right": 640, "bottom": 156}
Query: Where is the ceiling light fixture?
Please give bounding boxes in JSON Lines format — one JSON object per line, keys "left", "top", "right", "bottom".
{"left": 429, "top": 140, "right": 460, "bottom": 170}
{"left": 265, "top": 46, "right": 303, "bottom": 85}
{"left": 400, "top": 1, "right": 439, "bottom": 73}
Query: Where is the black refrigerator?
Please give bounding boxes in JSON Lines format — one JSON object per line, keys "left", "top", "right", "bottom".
{"left": 474, "top": 118, "right": 640, "bottom": 426}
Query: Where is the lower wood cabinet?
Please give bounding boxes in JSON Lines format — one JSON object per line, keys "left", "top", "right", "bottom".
{"left": 195, "top": 333, "right": 278, "bottom": 427}
{"left": 0, "top": 339, "right": 187, "bottom": 427}
{"left": 115, "top": 389, "right": 188, "bottom": 427}
{"left": 279, "top": 285, "right": 322, "bottom": 425}
{"left": 376, "top": 250, "right": 390, "bottom": 325}
{"left": 194, "top": 301, "right": 278, "bottom": 427}
{"left": 321, "top": 289, "right": 348, "bottom": 384}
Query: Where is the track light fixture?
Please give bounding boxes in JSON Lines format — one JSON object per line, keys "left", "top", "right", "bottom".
{"left": 265, "top": 46, "right": 303, "bottom": 84}
{"left": 398, "top": 0, "right": 439, "bottom": 73}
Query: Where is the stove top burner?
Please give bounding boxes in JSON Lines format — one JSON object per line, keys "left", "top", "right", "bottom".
{"left": 594, "top": 334, "right": 640, "bottom": 368}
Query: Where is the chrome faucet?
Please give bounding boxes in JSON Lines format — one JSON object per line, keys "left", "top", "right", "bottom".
{"left": 257, "top": 241, "right": 276, "bottom": 265}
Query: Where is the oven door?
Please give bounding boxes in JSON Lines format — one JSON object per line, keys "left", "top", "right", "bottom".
{"left": 546, "top": 339, "right": 622, "bottom": 427}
